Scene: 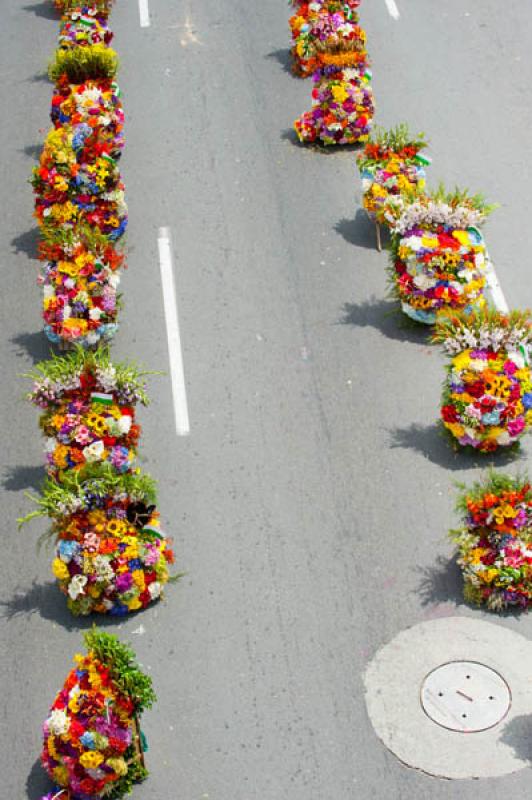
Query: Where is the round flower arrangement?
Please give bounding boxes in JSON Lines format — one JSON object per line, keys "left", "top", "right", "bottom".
{"left": 290, "top": 1, "right": 361, "bottom": 77}
{"left": 51, "top": 78, "right": 124, "bottom": 158}
{"left": 58, "top": 6, "right": 113, "bottom": 50}
{"left": 434, "top": 310, "right": 532, "bottom": 452}
{"left": 294, "top": 22, "right": 374, "bottom": 147}
{"left": 28, "top": 347, "right": 149, "bottom": 478}
{"left": 450, "top": 472, "right": 532, "bottom": 611}
{"left": 387, "top": 187, "right": 495, "bottom": 324}
{"left": 33, "top": 126, "right": 127, "bottom": 240}
{"left": 21, "top": 466, "right": 175, "bottom": 615}
{"left": 38, "top": 224, "right": 122, "bottom": 347}
{"left": 54, "top": 0, "right": 115, "bottom": 15}
{"left": 40, "top": 629, "right": 153, "bottom": 799}
{"left": 357, "top": 124, "right": 430, "bottom": 227}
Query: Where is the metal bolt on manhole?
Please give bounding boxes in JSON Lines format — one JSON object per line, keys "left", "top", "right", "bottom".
{"left": 421, "top": 661, "right": 511, "bottom": 733}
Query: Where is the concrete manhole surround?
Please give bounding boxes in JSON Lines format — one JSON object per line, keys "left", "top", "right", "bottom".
{"left": 364, "top": 617, "right": 532, "bottom": 779}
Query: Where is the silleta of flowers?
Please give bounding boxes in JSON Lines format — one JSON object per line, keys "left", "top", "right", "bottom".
{"left": 21, "top": 466, "right": 174, "bottom": 615}
{"left": 434, "top": 310, "right": 532, "bottom": 452}
{"left": 294, "top": 20, "right": 374, "bottom": 146}
{"left": 289, "top": 0, "right": 361, "bottom": 78}
{"left": 357, "top": 124, "right": 430, "bottom": 233}
{"left": 40, "top": 629, "right": 153, "bottom": 799}
{"left": 39, "top": 224, "right": 122, "bottom": 347}
{"left": 27, "top": 347, "right": 149, "bottom": 479}
{"left": 450, "top": 472, "right": 532, "bottom": 611}
{"left": 58, "top": 5, "right": 114, "bottom": 50}
{"left": 387, "top": 187, "right": 495, "bottom": 324}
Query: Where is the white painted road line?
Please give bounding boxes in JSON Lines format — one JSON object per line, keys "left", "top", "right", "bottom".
{"left": 385, "top": 0, "right": 400, "bottom": 20}
{"left": 138, "top": 0, "right": 150, "bottom": 28}
{"left": 158, "top": 228, "right": 191, "bottom": 436}
{"left": 485, "top": 259, "right": 510, "bottom": 314}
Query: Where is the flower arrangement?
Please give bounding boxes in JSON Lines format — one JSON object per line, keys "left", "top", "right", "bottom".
{"left": 434, "top": 310, "right": 532, "bottom": 451}
{"left": 58, "top": 6, "right": 114, "bottom": 50}
{"left": 49, "top": 43, "right": 119, "bottom": 84}
{"left": 27, "top": 347, "right": 150, "bottom": 478}
{"left": 290, "top": 1, "right": 362, "bottom": 77}
{"left": 38, "top": 224, "right": 122, "bottom": 347}
{"left": 54, "top": 0, "right": 115, "bottom": 14}
{"left": 357, "top": 124, "right": 430, "bottom": 227}
{"left": 40, "top": 629, "right": 153, "bottom": 799}
{"left": 51, "top": 78, "right": 124, "bottom": 158}
{"left": 450, "top": 472, "right": 532, "bottom": 610}
{"left": 21, "top": 466, "right": 175, "bottom": 615}
{"left": 387, "top": 187, "right": 495, "bottom": 324}
{"left": 294, "top": 61, "right": 374, "bottom": 145}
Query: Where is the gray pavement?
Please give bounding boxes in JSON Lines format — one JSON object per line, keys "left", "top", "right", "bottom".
{"left": 2, "top": 0, "right": 532, "bottom": 798}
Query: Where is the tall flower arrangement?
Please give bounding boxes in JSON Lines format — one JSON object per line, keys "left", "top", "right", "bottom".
{"left": 40, "top": 630, "right": 153, "bottom": 799}
{"left": 289, "top": 0, "right": 362, "bottom": 77}
{"left": 294, "top": 17, "right": 374, "bottom": 146}
{"left": 356, "top": 124, "right": 430, "bottom": 250}
{"left": 387, "top": 187, "right": 495, "bottom": 324}
{"left": 434, "top": 310, "right": 532, "bottom": 452}
{"left": 450, "top": 473, "right": 532, "bottom": 611}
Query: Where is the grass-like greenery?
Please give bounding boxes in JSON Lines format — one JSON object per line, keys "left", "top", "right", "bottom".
{"left": 85, "top": 628, "right": 156, "bottom": 713}
{"left": 49, "top": 44, "right": 119, "bottom": 83}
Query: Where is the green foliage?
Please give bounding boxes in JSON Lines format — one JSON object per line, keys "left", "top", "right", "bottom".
{"left": 84, "top": 628, "right": 156, "bottom": 713}
{"left": 432, "top": 307, "right": 532, "bottom": 345}
{"left": 26, "top": 344, "right": 153, "bottom": 405}
{"left": 40, "top": 221, "right": 123, "bottom": 254}
{"left": 357, "top": 123, "right": 428, "bottom": 170}
{"left": 49, "top": 44, "right": 119, "bottom": 83}
{"left": 453, "top": 470, "right": 532, "bottom": 517}
{"left": 427, "top": 182, "right": 498, "bottom": 217}
{"left": 18, "top": 464, "right": 158, "bottom": 529}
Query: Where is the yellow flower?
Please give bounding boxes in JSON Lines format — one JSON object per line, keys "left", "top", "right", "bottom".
{"left": 52, "top": 558, "right": 70, "bottom": 581}
{"left": 331, "top": 84, "right": 349, "bottom": 104}
{"left": 53, "top": 445, "right": 70, "bottom": 469}
{"left": 107, "top": 519, "right": 128, "bottom": 536}
{"left": 106, "top": 757, "right": 128, "bottom": 776}
{"left": 88, "top": 510, "right": 107, "bottom": 526}
{"left": 444, "top": 422, "right": 465, "bottom": 439}
{"left": 80, "top": 751, "right": 105, "bottom": 769}
{"left": 132, "top": 570, "right": 145, "bottom": 589}
{"left": 58, "top": 259, "right": 81, "bottom": 277}
{"left": 127, "top": 597, "right": 143, "bottom": 611}
{"left": 53, "top": 765, "right": 69, "bottom": 786}
{"left": 452, "top": 349, "right": 473, "bottom": 371}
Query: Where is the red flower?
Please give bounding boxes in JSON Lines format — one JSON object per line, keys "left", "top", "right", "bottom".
{"left": 441, "top": 404, "right": 458, "bottom": 423}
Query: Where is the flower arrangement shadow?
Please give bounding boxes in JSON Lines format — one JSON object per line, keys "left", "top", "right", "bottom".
{"left": 2, "top": 466, "right": 44, "bottom": 493}
{"left": 340, "top": 299, "right": 428, "bottom": 345}
{"left": 265, "top": 48, "right": 293, "bottom": 75}
{"left": 388, "top": 422, "right": 526, "bottom": 471}
{"left": 499, "top": 715, "right": 532, "bottom": 764}
{"left": 26, "top": 757, "right": 51, "bottom": 800}
{"left": 0, "top": 579, "right": 147, "bottom": 631}
{"left": 335, "top": 209, "right": 382, "bottom": 250}
{"left": 10, "top": 332, "right": 54, "bottom": 364}
{"left": 22, "top": 2, "right": 57, "bottom": 20}
{"left": 415, "top": 554, "right": 469, "bottom": 609}
{"left": 11, "top": 228, "right": 40, "bottom": 260}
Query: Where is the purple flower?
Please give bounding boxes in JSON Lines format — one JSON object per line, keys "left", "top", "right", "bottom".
{"left": 115, "top": 572, "right": 133, "bottom": 593}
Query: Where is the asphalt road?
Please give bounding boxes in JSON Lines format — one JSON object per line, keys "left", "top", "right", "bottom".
{"left": 2, "top": 0, "right": 532, "bottom": 798}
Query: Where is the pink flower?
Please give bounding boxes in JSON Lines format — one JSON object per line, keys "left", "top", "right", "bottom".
{"left": 74, "top": 425, "right": 92, "bottom": 445}
{"left": 508, "top": 417, "right": 526, "bottom": 437}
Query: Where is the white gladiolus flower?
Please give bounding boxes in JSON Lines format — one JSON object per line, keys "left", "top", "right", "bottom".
{"left": 68, "top": 574, "right": 88, "bottom": 600}
{"left": 47, "top": 709, "right": 70, "bottom": 736}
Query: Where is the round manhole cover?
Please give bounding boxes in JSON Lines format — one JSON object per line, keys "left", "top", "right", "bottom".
{"left": 421, "top": 661, "right": 511, "bottom": 733}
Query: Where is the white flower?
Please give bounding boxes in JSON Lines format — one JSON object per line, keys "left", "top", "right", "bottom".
{"left": 497, "top": 431, "right": 512, "bottom": 446}
{"left": 45, "top": 437, "right": 57, "bottom": 454}
{"left": 48, "top": 709, "right": 70, "bottom": 735}
{"left": 148, "top": 582, "right": 162, "bottom": 600}
{"left": 83, "top": 440, "right": 105, "bottom": 462}
{"left": 68, "top": 574, "right": 88, "bottom": 600}
{"left": 89, "top": 307, "right": 102, "bottom": 321}
{"left": 413, "top": 273, "right": 436, "bottom": 290}
{"left": 116, "top": 415, "right": 132, "bottom": 435}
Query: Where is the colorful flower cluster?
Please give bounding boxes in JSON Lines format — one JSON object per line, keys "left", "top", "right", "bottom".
{"left": 289, "top": 1, "right": 362, "bottom": 77}
{"left": 27, "top": 347, "right": 148, "bottom": 478}
{"left": 41, "top": 630, "right": 153, "bottom": 799}
{"left": 450, "top": 473, "right": 532, "bottom": 610}
{"left": 387, "top": 188, "right": 495, "bottom": 324}
{"left": 357, "top": 124, "right": 430, "bottom": 227}
{"left": 34, "top": 4, "right": 124, "bottom": 348}
{"left": 293, "top": 2, "right": 374, "bottom": 146}
{"left": 58, "top": 6, "right": 114, "bottom": 50}
{"left": 434, "top": 310, "right": 532, "bottom": 451}
{"left": 21, "top": 468, "right": 174, "bottom": 615}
